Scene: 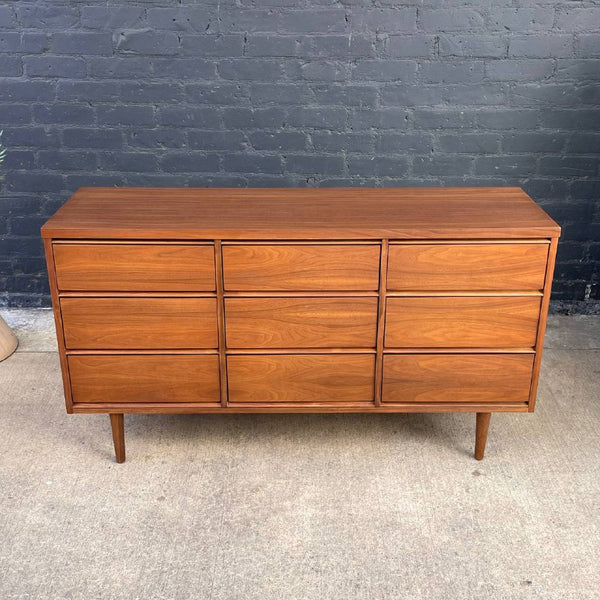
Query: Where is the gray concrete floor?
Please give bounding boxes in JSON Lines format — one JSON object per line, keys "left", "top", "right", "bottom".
{"left": 0, "top": 309, "right": 599, "bottom": 600}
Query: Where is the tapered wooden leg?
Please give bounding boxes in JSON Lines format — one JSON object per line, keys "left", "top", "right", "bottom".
{"left": 110, "top": 414, "right": 125, "bottom": 463}
{"left": 474, "top": 412, "right": 491, "bottom": 460}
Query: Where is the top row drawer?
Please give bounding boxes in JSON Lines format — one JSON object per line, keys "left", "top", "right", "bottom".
{"left": 52, "top": 242, "right": 548, "bottom": 292}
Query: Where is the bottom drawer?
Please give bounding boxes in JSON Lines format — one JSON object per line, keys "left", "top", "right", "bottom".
{"left": 68, "top": 354, "right": 220, "bottom": 403}
{"left": 382, "top": 354, "right": 534, "bottom": 404}
{"left": 227, "top": 354, "right": 375, "bottom": 403}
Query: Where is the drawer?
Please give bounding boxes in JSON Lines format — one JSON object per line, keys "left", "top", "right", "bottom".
{"left": 222, "top": 244, "right": 380, "bottom": 291}
{"left": 68, "top": 354, "right": 220, "bottom": 403}
{"left": 61, "top": 297, "right": 218, "bottom": 350}
{"left": 227, "top": 354, "right": 375, "bottom": 403}
{"left": 385, "top": 296, "right": 541, "bottom": 348}
{"left": 382, "top": 354, "right": 534, "bottom": 403}
{"left": 387, "top": 243, "right": 548, "bottom": 291}
{"left": 53, "top": 243, "right": 215, "bottom": 291}
{"left": 225, "top": 297, "right": 378, "bottom": 348}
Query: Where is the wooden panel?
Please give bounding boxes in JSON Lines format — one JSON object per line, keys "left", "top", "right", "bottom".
{"left": 222, "top": 244, "right": 380, "bottom": 291}
{"left": 387, "top": 243, "right": 549, "bottom": 290}
{"left": 385, "top": 296, "right": 541, "bottom": 348}
{"left": 41, "top": 187, "right": 561, "bottom": 240}
{"left": 53, "top": 243, "right": 215, "bottom": 291}
{"left": 227, "top": 354, "right": 375, "bottom": 402}
{"left": 225, "top": 297, "right": 377, "bottom": 348}
{"left": 69, "top": 355, "right": 220, "bottom": 403}
{"left": 382, "top": 354, "right": 534, "bottom": 403}
{"left": 61, "top": 297, "right": 217, "bottom": 349}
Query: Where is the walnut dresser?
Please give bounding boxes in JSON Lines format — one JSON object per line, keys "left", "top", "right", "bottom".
{"left": 41, "top": 187, "right": 560, "bottom": 463}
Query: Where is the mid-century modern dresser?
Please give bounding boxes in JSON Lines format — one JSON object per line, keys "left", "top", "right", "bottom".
{"left": 42, "top": 187, "right": 560, "bottom": 463}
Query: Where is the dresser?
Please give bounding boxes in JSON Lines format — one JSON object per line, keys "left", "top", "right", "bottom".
{"left": 41, "top": 187, "right": 560, "bottom": 463}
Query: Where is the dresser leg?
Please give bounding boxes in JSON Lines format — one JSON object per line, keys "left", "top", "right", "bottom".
{"left": 110, "top": 414, "right": 125, "bottom": 463}
{"left": 474, "top": 412, "right": 491, "bottom": 460}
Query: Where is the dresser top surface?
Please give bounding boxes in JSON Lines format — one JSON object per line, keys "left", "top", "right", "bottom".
{"left": 41, "top": 186, "right": 560, "bottom": 240}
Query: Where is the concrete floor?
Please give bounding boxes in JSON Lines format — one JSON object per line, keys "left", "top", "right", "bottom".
{"left": 0, "top": 309, "right": 599, "bottom": 600}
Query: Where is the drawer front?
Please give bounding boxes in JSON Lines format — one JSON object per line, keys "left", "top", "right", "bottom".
{"left": 385, "top": 296, "right": 541, "bottom": 348}
{"left": 225, "top": 297, "right": 378, "bottom": 348}
{"left": 227, "top": 354, "right": 375, "bottom": 403}
{"left": 53, "top": 243, "right": 215, "bottom": 291}
{"left": 68, "top": 355, "right": 220, "bottom": 403}
{"left": 61, "top": 297, "right": 218, "bottom": 350}
{"left": 222, "top": 244, "right": 380, "bottom": 291}
{"left": 382, "top": 354, "right": 534, "bottom": 403}
{"left": 387, "top": 243, "right": 548, "bottom": 291}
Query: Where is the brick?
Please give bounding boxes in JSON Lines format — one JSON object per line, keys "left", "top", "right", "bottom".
{"left": 348, "top": 155, "right": 409, "bottom": 177}
{"left": 350, "top": 8, "right": 416, "bottom": 33}
{"left": 510, "top": 35, "right": 573, "bottom": 58}
{"left": 312, "top": 132, "right": 374, "bottom": 153}
{"left": 0, "top": 105, "right": 31, "bottom": 125}
{"left": 249, "top": 131, "right": 307, "bottom": 151}
{"left": 81, "top": 7, "right": 144, "bottom": 29}
{"left": 34, "top": 104, "right": 94, "bottom": 125}
{"left": 413, "top": 109, "right": 478, "bottom": 129}
{"left": 439, "top": 35, "right": 506, "bottom": 58}
{"left": 474, "top": 155, "right": 537, "bottom": 176}
{"left": 88, "top": 57, "right": 153, "bottom": 79}
{"left": 186, "top": 83, "right": 249, "bottom": 105}
{"left": 285, "top": 155, "right": 345, "bottom": 175}
{"left": 115, "top": 29, "right": 179, "bottom": 56}
{"left": 219, "top": 9, "right": 280, "bottom": 33}
{"left": 63, "top": 128, "right": 123, "bottom": 149}
{"left": 387, "top": 35, "right": 435, "bottom": 58}
{"left": 0, "top": 32, "right": 48, "bottom": 53}
{"left": 127, "top": 129, "right": 186, "bottom": 149}
{"left": 567, "top": 133, "right": 600, "bottom": 154}
{"left": 99, "top": 152, "right": 159, "bottom": 172}
{"left": 57, "top": 81, "right": 120, "bottom": 102}
{"left": 249, "top": 84, "right": 314, "bottom": 105}
{"left": 50, "top": 33, "right": 112, "bottom": 56}
{"left": 311, "top": 85, "right": 377, "bottom": 107}
{"left": 421, "top": 9, "right": 484, "bottom": 32}
{"left": 538, "top": 156, "right": 599, "bottom": 177}
{"left": 478, "top": 110, "right": 539, "bottom": 130}
{"left": 555, "top": 59, "right": 600, "bottom": 81}
{"left": 181, "top": 35, "right": 244, "bottom": 57}
{"left": 352, "top": 60, "right": 416, "bottom": 82}
{"left": 3, "top": 150, "right": 34, "bottom": 170}
{"left": 219, "top": 59, "right": 283, "bottom": 81}
{"left": 540, "top": 110, "right": 600, "bottom": 130}
{"left": 441, "top": 84, "right": 506, "bottom": 106}
{"left": 24, "top": 56, "right": 86, "bottom": 78}
{"left": 1, "top": 127, "right": 59, "bottom": 148}
{"left": 120, "top": 83, "right": 183, "bottom": 103}
{"left": 375, "top": 133, "right": 432, "bottom": 153}
{"left": 0, "top": 5, "right": 16, "bottom": 29}
{"left": 420, "top": 61, "right": 484, "bottom": 84}
{"left": 438, "top": 134, "right": 500, "bottom": 153}
{"left": 7, "top": 172, "right": 63, "bottom": 192}
{"left": 246, "top": 35, "right": 297, "bottom": 57}
{"left": 413, "top": 155, "right": 473, "bottom": 176}
{"left": 285, "top": 60, "right": 347, "bottom": 82}
{"left": 486, "top": 59, "right": 553, "bottom": 82}
{"left": 502, "top": 133, "right": 566, "bottom": 153}
{"left": 146, "top": 7, "right": 218, "bottom": 33}
{"left": 0, "top": 56, "right": 22, "bottom": 76}
{"left": 350, "top": 108, "right": 409, "bottom": 129}
{"left": 298, "top": 35, "right": 375, "bottom": 59}
{"left": 151, "top": 58, "right": 216, "bottom": 79}
{"left": 38, "top": 151, "right": 96, "bottom": 171}
{"left": 556, "top": 8, "right": 600, "bottom": 32}
{"left": 97, "top": 105, "right": 154, "bottom": 126}
{"left": 223, "top": 107, "right": 286, "bottom": 129}
{"left": 160, "top": 152, "right": 220, "bottom": 172}
{"left": 189, "top": 131, "right": 249, "bottom": 151}
{"left": 0, "top": 80, "right": 54, "bottom": 101}
{"left": 486, "top": 9, "right": 554, "bottom": 32}
{"left": 16, "top": 4, "right": 79, "bottom": 29}
{"left": 279, "top": 10, "right": 347, "bottom": 33}
{"left": 575, "top": 35, "right": 600, "bottom": 58}
{"left": 223, "top": 154, "right": 284, "bottom": 174}
{"left": 287, "top": 107, "right": 347, "bottom": 129}
{"left": 158, "top": 107, "right": 222, "bottom": 128}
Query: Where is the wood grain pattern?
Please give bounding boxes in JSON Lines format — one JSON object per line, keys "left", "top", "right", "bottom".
{"left": 222, "top": 244, "right": 381, "bottom": 291}
{"left": 61, "top": 297, "right": 218, "bottom": 350}
{"left": 41, "top": 187, "right": 561, "bottom": 240}
{"left": 69, "top": 355, "right": 220, "bottom": 403}
{"left": 225, "top": 297, "right": 378, "bottom": 348}
{"left": 53, "top": 243, "right": 215, "bottom": 291}
{"left": 110, "top": 414, "right": 125, "bottom": 463}
{"left": 382, "top": 354, "right": 534, "bottom": 403}
{"left": 385, "top": 296, "right": 541, "bottom": 348}
{"left": 227, "top": 354, "right": 375, "bottom": 402}
{"left": 387, "top": 243, "right": 549, "bottom": 291}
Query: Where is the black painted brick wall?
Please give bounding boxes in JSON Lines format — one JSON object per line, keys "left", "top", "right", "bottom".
{"left": 0, "top": 1, "right": 599, "bottom": 310}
